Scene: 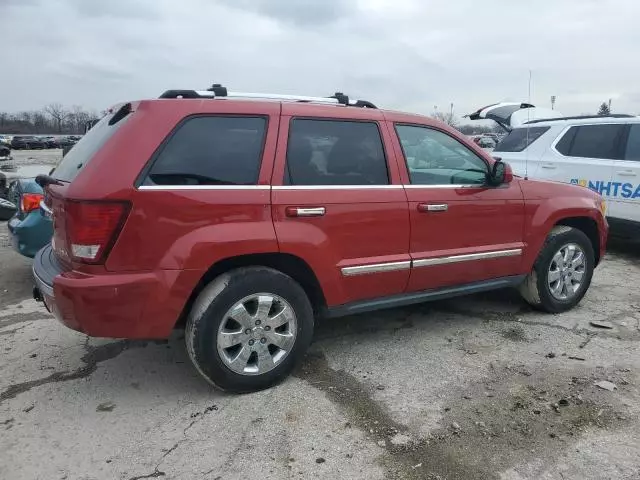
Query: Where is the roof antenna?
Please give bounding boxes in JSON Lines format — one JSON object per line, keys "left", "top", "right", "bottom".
{"left": 524, "top": 70, "right": 532, "bottom": 180}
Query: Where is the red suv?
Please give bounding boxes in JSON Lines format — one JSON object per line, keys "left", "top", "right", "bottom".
{"left": 33, "top": 85, "right": 608, "bottom": 392}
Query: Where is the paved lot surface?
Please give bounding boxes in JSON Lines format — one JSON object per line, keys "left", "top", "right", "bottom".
{"left": 0, "top": 156, "right": 639, "bottom": 479}
{"left": 3, "top": 148, "right": 62, "bottom": 167}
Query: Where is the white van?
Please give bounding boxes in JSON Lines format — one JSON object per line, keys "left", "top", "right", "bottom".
{"left": 468, "top": 103, "right": 640, "bottom": 237}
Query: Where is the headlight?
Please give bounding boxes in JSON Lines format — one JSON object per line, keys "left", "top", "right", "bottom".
{"left": 598, "top": 198, "right": 607, "bottom": 216}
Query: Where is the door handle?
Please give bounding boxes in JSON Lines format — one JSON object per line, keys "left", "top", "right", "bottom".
{"left": 418, "top": 203, "right": 448, "bottom": 212}
{"left": 285, "top": 207, "right": 326, "bottom": 217}
{"left": 617, "top": 170, "right": 637, "bottom": 177}
{"left": 541, "top": 163, "right": 556, "bottom": 169}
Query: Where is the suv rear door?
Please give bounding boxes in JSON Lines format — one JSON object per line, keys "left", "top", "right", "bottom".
{"left": 543, "top": 123, "right": 625, "bottom": 210}
{"left": 610, "top": 123, "right": 640, "bottom": 224}
{"left": 271, "top": 104, "right": 410, "bottom": 307}
{"left": 388, "top": 119, "right": 525, "bottom": 292}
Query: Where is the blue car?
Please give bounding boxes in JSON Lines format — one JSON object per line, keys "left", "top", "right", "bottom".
{"left": 4, "top": 166, "right": 53, "bottom": 258}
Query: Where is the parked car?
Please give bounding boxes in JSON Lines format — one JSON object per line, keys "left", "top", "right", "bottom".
{"left": 33, "top": 85, "right": 608, "bottom": 393}
{"left": 473, "top": 136, "right": 496, "bottom": 149}
{"left": 482, "top": 133, "right": 502, "bottom": 144}
{"left": 11, "top": 135, "right": 45, "bottom": 150}
{"left": 0, "top": 196, "right": 17, "bottom": 221}
{"left": 0, "top": 135, "right": 11, "bottom": 148}
{"left": 39, "top": 136, "right": 58, "bottom": 149}
{"left": 6, "top": 176, "right": 52, "bottom": 256}
{"left": 0, "top": 164, "right": 51, "bottom": 224}
{"left": 469, "top": 102, "right": 640, "bottom": 237}
{"left": 0, "top": 144, "right": 11, "bottom": 160}
{"left": 55, "top": 136, "right": 77, "bottom": 148}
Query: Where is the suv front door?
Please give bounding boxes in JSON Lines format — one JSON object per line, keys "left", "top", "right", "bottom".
{"left": 271, "top": 105, "right": 411, "bottom": 307}
{"left": 390, "top": 123, "right": 525, "bottom": 292}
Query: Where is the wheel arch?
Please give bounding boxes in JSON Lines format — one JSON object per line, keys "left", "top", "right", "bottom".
{"left": 175, "top": 252, "right": 327, "bottom": 328}
{"left": 554, "top": 216, "right": 601, "bottom": 265}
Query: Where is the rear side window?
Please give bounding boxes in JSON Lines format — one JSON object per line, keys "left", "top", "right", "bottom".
{"left": 144, "top": 116, "right": 267, "bottom": 186}
{"left": 53, "top": 106, "right": 131, "bottom": 182}
{"left": 284, "top": 119, "right": 388, "bottom": 185}
{"left": 554, "top": 126, "right": 576, "bottom": 155}
{"left": 494, "top": 126, "right": 549, "bottom": 152}
{"left": 624, "top": 124, "right": 640, "bottom": 161}
{"left": 555, "top": 124, "right": 626, "bottom": 159}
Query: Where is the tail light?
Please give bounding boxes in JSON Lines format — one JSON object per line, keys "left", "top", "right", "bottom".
{"left": 64, "top": 200, "right": 131, "bottom": 264}
{"left": 21, "top": 193, "right": 44, "bottom": 213}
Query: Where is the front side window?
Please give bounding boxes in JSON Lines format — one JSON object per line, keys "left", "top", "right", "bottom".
{"left": 144, "top": 116, "right": 267, "bottom": 186}
{"left": 284, "top": 119, "right": 389, "bottom": 186}
{"left": 396, "top": 125, "right": 488, "bottom": 185}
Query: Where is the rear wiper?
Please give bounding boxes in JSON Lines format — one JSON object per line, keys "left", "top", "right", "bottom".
{"left": 35, "top": 174, "right": 63, "bottom": 188}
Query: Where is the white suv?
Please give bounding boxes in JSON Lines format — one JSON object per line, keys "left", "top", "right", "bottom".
{"left": 468, "top": 103, "right": 640, "bottom": 236}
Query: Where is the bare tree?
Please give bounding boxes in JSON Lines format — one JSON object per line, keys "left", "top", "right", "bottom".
{"left": 68, "top": 105, "right": 91, "bottom": 133}
{"left": 1, "top": 104, "right": 101, "bottom": 134}
{"left": 44, "top": 103, "right": 69, "bottom": 133}
{"left": 432, "top": 111, "right": 459, "bottom": 128}
{"left": 33, "top": 111, "right": 48, "bottom": 133}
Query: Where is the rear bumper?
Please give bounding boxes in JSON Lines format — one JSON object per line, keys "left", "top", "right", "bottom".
{"left": 32, "top": 244, "right": 202, "bottom": 339}
{"left": 7, "top": 211, "right": 52, "bottom": 258}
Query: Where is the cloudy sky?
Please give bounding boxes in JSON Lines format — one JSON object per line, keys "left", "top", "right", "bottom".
{"left": 2, "top": 0, "right": 640, "bottom": 121}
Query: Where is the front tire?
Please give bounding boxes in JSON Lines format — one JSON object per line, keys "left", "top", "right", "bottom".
{"left": 519, "top": 226, "right": 595, "bottom": 313}
{"left": 185, "top": 267, "right": 314, "bottom": 393}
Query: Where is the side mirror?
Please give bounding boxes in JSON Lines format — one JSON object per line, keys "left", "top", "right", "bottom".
{"left": 488, "top": 160, "right": 513, "bottom": 186}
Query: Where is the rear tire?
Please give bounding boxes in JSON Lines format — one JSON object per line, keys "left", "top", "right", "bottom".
{"left": 0, "top": 197, "right": 17, "bottom": 221}
{"left": 185, "top": 267, "right": 314, "bottom": 393}
{"left": 519, "top": 226, "right": 595, "bottom": 313}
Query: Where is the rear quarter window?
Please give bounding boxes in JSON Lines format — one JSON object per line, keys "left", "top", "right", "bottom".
{"left": 52, "top": 106, "right": 131, "bottom": 182}
{"left": 142, "top": 116, "right": 267, "bottom": 186}
{"left": 494, "top": 126, "right": 550, "bottom": 152}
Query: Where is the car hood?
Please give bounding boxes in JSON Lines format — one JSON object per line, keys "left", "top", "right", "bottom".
{"left": 466, "top": 102, "right": 564, "bottom": 130}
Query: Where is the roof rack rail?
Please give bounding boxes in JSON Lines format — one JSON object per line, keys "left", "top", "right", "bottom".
{"left": 524, "top": 113, "right": 635, "bottom": 125}
{"left": 159, "top": 84, "right": 377, "bottom": 108}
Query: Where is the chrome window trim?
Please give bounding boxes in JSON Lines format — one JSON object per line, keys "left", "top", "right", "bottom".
{"left": 341, "top": 261, "right": 411, "bottom": 276}
{"left": 412, "top": 249, "right": 522, "bottom": 268}
{"left": 138, "top": 185, "right": 271, "bottom": 190}
{"left": 139, "top": 184, "right": 489, "bottom": 190}
{"left": 273, "top": 185, "right": 404, "bottom": 190}
{"left": 403, "top": 184, "right": 484, "bottom": 189}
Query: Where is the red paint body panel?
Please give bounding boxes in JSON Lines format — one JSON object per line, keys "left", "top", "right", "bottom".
{"left": 42, "top": 268, "right": 202, "bottom": 338}
{"left": 519, "top": 179, "right": 608, "bottom": 268}
{"left": 37, "top": 99, "right": 608, "bottom": 339}
{"left": 271, "top": 115, "right": 410, "bottom": 305}
{"left": 383, "top": 118, "right": 526, "bottom": 290}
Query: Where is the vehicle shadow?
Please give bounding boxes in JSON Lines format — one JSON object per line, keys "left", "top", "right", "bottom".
{"left": 607, "top": 236, "right": 640, "bottom": 260}
{"left": 313, "top": 287, "right": 528, "bottom": 343}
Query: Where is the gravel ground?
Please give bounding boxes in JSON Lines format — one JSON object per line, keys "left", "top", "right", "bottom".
{"left": 3, "top": 148, "right": 62, "bottom": 167}
{"left": 0, "top": 151, "right": 639, "bottom": 480}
